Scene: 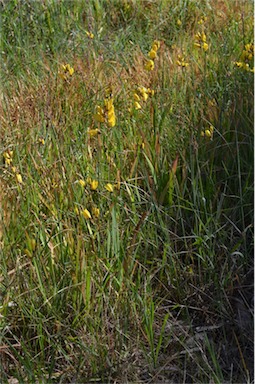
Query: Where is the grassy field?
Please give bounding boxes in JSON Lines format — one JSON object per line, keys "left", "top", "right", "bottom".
{"left": 0, "top": 0, "right": 254, "bottom": 383}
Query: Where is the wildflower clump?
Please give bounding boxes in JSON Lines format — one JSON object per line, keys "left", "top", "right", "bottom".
{"left": 94, "top": 88, "right": 116, "bottom": 127}
{"left": 234, "top": 43, "right": 254, "bottom": 72}
{"left": 176, "top": 54, "right": 189, "bottom": 68}
{"left": 145, "top": 40, "right": 160, "bottom": 71}
{"left": 132, "top": 86, "right": 154, "bottom": 110}
{"left": 194, "top": 31, "right": 208, "bottom": 52}
{"left": 59, "top": 64, "right": 74, "bottom": 81}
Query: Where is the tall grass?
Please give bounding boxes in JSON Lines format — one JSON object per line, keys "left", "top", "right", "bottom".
{"left": 0, "top": 0, "right": 253, "bottom": 383}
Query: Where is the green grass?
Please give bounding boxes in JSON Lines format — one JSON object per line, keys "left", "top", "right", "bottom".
{"left": 0, "top": 0, "right": 254, "bottom": 383}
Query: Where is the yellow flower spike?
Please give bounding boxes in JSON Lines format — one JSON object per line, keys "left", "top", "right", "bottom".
{"left": 144, "top": 59, "right": 155, "bottom": 71}
{"left": 88, "top": 128, "right": 100, "bottom": 137}
{"left": 90, "top": 180, "right": 98, "bottom": 191}
{"left": 78, "top": 179, "right": 86, "bottom": 187}
{"left": 74, "top": 206, "right": 80, "bottom": 215}
{"left": 85, "top": 30, "right": 94, "bottom": 39}
{"left": 200, "top": 131, "right": 205, "bottom": 137}
{"left": 148, "top": 49, "right": 157, "bottom": 59}
{"left": 194, "top": 32, "right": 208, "bottom": 51}
{"left": 209, "top": 125, "right": 214, "bottom": 134}
{"left": 81, "top": 209, "right": 92, "bottom": 219}
{"left": 16, "top": 173, "right": 23, "bottom": 184}
{"left": 92, "top": 207, "right": 100, "bottom": 218}
{"left": 177, "top": 19, "right": 182, "bottom": 26}
{"left": 134, "top": 101, "right": 142, "bottom": 110}
{"left": 105, "top": 183, "right": 114, "bottom": 192}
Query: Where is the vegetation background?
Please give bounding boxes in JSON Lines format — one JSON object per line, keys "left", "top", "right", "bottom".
{"left": 0, "top": 0, "right": 254, "bottom": 383}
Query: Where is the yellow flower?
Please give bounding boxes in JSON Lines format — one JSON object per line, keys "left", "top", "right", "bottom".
{"left": 241, "top": 43, "right": 254, "bottom": 61}
{"left": 134, "top": 101, "right": 142, "bottom": 110}
{"left": 198, "top": 16, "right": 207, "bottom": 25}
{"left": 81, "top": 209, "right": 92, "bottom": 219}
{"left": 104, "top": 98, "right": 114, "bottom": 111}
{"left": 90, "top": 179, "right": 98, "bottom": 190}
{"left": 104, "top": 86, "right": 113, "bottom": 99}
{"left": 177, "top": 55, "right": 189, "bottom": 67}
{"left": 78, "top": 179, "right": 86, "bottom": 187}
{"left": 148, "top": 49, "right": 157, "bottom": 59}
{"left": 16, "top": 173, "right": 23, "bottom": 184}
{"left": 235, "top": 61, "right": 244, "bottom": 68}
{"left": 194, "top": 32, "right": 208, "bottom": 51}
{"left": 59, "top": 64, "right": 74, "bottom": 80}
{"left": 85, "top": 30, "right": 94, "bottom": 39}
{"left": 133, "top": 93, "right": 140, "bottom": 101}
{"left": 92, "top": 206, "right": 100, "bottom": 218}
{"left": 137, "top": 86, "right": 149, "bottom": 101}
{"left": 147, "top": 88, "right": 155, "bottom": 97}
{"left": 108, "top": 109, "right": 116, "bottom": 127}
{"left": 103, "top": 97, "right": 116, "bottom": 127}
{"left": 152, "top": 40, "right": 160, "bottom": 50}
{"left": 38, "top": 138, "right": 45, "bottom": 145}
{"left": 205, "top": 129, "right": 212, "bottom": 138}
{"left": 203, "top": 42, "right": 209, "bottom": 52}
{"left": 88, "top": 128, "right": 100, "bottom": 137}
{"left": 105, "top": 183, "right": 114, "bottom": 192}
{"left": 3, "top": 150, "right": 13, "bottom": 166}
{"left": 201, "top": 125, "right": 214, "bottom": 139}
{"left": 144, "top": 59, "right": 155, "bottom": 71}
{"left": 177, "top": 19, "right": 182, "bottom": 26}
